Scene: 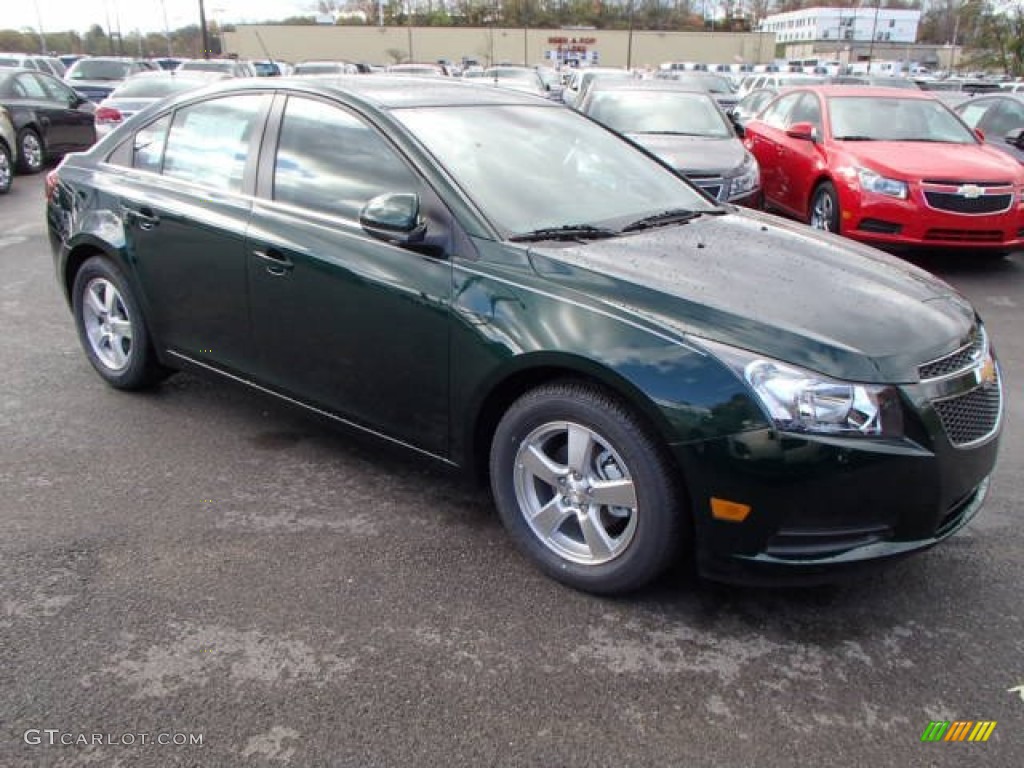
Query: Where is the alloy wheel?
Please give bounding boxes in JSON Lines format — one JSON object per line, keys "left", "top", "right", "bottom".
{"left": 513, "top": 420, "right": 639, "bottom": 565}
{"left": 82, "top": 277, "right": 133, "bottom": 371}
{"left": 20, "top": 132, "right": 43, "bottom": 172}
{"left": 810, "top": 189, "right": 836, "bottom": 231}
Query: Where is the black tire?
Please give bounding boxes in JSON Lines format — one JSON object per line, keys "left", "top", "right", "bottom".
{"left": 808, "top": 181, "right": 840, "bottom": 233}
{"left": 490, "top": 381, "right": 685, "bottom": 595}
{"left": 0, "top": 141, "right": 12, "bottom": 194}
{"left": 16, "top": 128, "right": 44, "bottom": 174}
{"left": 71, "top": 256, "right": 169, "bottom": 390}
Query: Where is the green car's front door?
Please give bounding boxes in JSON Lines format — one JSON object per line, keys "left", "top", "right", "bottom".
{"left": 246, "top": 95, "right": 452, "bottom": 455}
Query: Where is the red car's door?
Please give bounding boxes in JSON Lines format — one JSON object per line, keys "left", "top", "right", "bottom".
{"left": 744, "top": 91, "right": 803, "bottom": 212}
{"left": 775, "top": 92, "right": 828, "bottom": 217}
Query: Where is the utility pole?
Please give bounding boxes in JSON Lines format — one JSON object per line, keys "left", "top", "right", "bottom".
{"left": 627, "top": 1, "right": 635, "bottom": 70}
{"left": 32, "top": 0, "right": 46, "bottom": 54}
{"left": 199, "top": 0, "right": 211, "bottom": 59}
{"left": 867, "top": 0, "right": 881, "bottom": 73}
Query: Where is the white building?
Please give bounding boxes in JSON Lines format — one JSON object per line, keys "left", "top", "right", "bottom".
{"left": 761, "top": 7, "right": 921, "bottom": 45}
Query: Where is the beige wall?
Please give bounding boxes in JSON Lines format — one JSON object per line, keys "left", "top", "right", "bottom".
{"left": 224, "top": 25, "right": 776, "bottom": 69}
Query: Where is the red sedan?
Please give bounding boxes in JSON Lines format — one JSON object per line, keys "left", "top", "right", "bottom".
{"left": 744, "top": 86, "right": 1024, "bottom": 254}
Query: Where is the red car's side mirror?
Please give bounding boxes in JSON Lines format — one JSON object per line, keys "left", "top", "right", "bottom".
{"left": 786, "top": 121, "right": 817, "bottom": 142}
{"left": 974, "top": 127, "right": 985, "bottom": 142}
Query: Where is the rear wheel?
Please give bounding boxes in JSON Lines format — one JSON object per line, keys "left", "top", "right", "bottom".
{"left": 16, "top": 128, "right": 44, "bottom": 174}
{"left": 490, "top": 381, "right": 685, "bottom": 595}
{"left": 71, "top": 257, "right": 169, "bottom": 390}
{"left": 809, "top": 181, "right": 840, "bottom": 233}
{"left": 0, "top": 141, "right": 12, "bottom": 193}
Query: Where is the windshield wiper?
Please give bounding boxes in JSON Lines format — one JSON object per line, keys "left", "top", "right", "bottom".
{"left": 621, "top": 208, "right": 720, "bottom": 233}
{"left": 834, "top": 135, "right": 877, "bottom": 141}
{"left": 508, "top": 224, "right": 619, "bottom": 243}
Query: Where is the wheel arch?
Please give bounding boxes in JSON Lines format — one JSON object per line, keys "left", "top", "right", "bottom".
{"left": 466, "top": 353, "right": 681, "bottom": 486}
{"left": 62, "top": 236, "right": 129, "bottom": 306}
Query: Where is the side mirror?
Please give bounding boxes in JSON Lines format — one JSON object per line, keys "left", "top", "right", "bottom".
{"left": 728, "top": 111, "right": 745, "bottom": 137}
{"left": 1005, "top": 127, "right": 1024, "bottom": 149}
{"left": 974, "top": 127, "right": 985, "bottom": 142}
{"left": 786, "top": 121, "right": 817, "bottom": 142}
{"left": 359, "top": 193, "right": 426, "bottom": 246}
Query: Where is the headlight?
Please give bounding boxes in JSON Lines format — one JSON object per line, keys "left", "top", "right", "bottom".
{"left": 728, "top": 155, "right": 760, "bottom": 199}
{"left": 857, "top": 167, "right": 908, "bottom": 200}
{"left": 699, "top": 339, "right": 903, "bottom": 438}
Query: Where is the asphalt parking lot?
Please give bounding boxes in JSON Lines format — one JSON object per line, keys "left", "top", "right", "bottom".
{"left": 1, "top": 170, "right": 1021, "bottom": 767}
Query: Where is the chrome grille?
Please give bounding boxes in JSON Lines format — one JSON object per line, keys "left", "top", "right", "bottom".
{"left": 923, "top": 191, "right": 1012, "bottom": 214}
{"left": 933, "top": 385, "right": 1001, "bottom": 447}
{"left": 919, "top": 330, "right": 985, "bottom": 380}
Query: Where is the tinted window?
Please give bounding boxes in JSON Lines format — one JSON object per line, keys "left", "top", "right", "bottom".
{"left": 13, "top": 73, "right": 48, "bottom": 100}
{"left": 982, "top": 99, "right": 1024, "bottom": 137}
{"left": 789, "top": 92, "right": 822, "bottom": 130}
{"left": 586, "top": 91, "right": 732, "bottom": 138}
{"left": 134, "top": 114, "right": 172, "bottom": 173}
{"left": 163, "top": 95, "right": 264, "bottom": 192}
{"left": 35, "top": 73, "right": 76, "bottom": 103}
{"left": 958, "top": 100, "right": 991, "bottom": 129}
{"left": 761, "top": 92, "right": 801, "bottom": 129}
{"left": 67, "top": 60, "right": 131, "bottom": 80}
{"left": 273, "top": 97, "right": 421, "bottom": 219}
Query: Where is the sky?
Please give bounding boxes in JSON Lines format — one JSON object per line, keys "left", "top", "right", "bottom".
{"left": 1, "top": 0, "right": 320, "bottom": 36}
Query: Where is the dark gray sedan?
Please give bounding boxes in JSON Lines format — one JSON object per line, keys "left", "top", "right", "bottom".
{"left": 955, "top": 92, "right": 1024, "bottom": 165}
{"left": 579, "top": 80, "right": 761, "bottom": 206}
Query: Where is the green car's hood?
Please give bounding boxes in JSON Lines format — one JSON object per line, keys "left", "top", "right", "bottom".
{"left": 526, "top": 209, "right": 976, "bottom": 383}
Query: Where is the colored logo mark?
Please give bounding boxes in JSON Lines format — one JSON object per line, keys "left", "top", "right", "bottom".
{"left": 921, "top": 720, "right": 996, "bottom": 743}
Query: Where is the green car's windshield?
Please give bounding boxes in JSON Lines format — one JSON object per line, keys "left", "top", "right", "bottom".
{"left": 395, "top": 105, "right": 713, "bottom": 236}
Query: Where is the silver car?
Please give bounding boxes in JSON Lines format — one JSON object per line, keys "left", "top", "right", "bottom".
{"left": 0, "top": 104, "right": 15, "bottom": 194}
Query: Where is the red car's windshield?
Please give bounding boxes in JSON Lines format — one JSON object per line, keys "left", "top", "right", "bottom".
{"left": 828, "top": 96, "right": 977, "bottom": 144}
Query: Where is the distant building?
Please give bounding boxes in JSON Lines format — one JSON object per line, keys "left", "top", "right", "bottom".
{"left": 761, "top": 7, "right": 921, "bottom": 45}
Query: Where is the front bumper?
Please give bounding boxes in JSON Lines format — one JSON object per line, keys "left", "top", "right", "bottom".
{"left": 839, "top": 183, "right": 1024, "bottom": 252}
{"left": 672, "top": 372, "right": 1001, "bottom": 585}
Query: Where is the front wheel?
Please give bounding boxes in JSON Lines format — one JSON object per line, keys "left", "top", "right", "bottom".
{"left": 809, "top": 181, "right": 840, "bottom": 233}
{"left": 490, "top": 382, "right": 685, "bottom": 595}
{"left": 71, "top": 257, "right": 168, "bottom": 390}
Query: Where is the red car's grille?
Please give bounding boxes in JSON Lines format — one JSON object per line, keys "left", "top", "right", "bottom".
{"left": 923, "top": 191, "right": 1013, "bottom": 214}
{"left": 923, "top": 229, "right": 1004, "bottom": 242}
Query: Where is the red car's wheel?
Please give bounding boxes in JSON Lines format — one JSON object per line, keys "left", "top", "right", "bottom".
{"left": 809, "top": 181, "right": 840, "bottom": 233}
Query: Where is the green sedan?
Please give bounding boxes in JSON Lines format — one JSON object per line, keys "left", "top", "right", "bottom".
{"left": 45, "top": 77, "right": 1002, "bottom": 594}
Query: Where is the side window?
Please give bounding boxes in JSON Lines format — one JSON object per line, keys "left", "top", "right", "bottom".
{"left": 134, "top": 114, "right": 172, "bottom": 173}
{"left": 982, "top": 100, "right": 1024, "bottom": 137}
{"left": 162, "top": 94, "right": 264, "bottom": 192}
{"left": 14, "top": 73, "right": 48, "bottom": 100}
{"left": 761, "top": 93, "right": 801, "bottom": 129}
{"left": 958, "top": 101, "right": 991, "bottom": 129}
{"left": 36, "top": 73, "right": 75, "bottom": 103}
{"left": 273, "top": 97, "right": 422, "bottom": 220}
{"left": 789, "top": 92, "right": 822, "bottom": 131}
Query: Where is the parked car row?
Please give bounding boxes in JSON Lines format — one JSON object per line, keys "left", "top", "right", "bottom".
{"left": 5, "top": 54, "right": 1024, "bottom": 263}
{"left": 46, "top": 76, "right": 1004, "bottom": 595}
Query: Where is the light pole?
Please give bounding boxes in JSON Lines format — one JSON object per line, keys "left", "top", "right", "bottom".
{"left": 626, "top": 0, "right": 635, "bottom": 70}
{"left": 867, "top": 0, "right": 881, "bottom": 73}
{"left": 32, "top": 0, "right": 46, "bottom": 54}
{"left": 159, "top": 0, "right": 173, "bottom": 57}
{"left": 198, "top": 0, "right": 211, "bottom": 59}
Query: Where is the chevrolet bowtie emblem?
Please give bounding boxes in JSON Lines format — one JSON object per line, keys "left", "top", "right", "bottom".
{"left": 957, "top": 184, "right": 984, "bottom": 199}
